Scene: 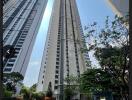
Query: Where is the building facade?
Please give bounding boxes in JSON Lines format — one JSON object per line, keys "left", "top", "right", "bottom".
{"left": 106, "top": 0, "right": 129, "bottom": 16}
{"left": 3, "top": 0, "right": 48, "bottom": 76}
{"left": 37, "top": 0, "right": 89, "bottom": 98}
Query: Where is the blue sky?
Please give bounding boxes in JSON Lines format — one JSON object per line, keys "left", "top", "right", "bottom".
{"left": 76, "top": 0, "right": 115, "bottom": 68}
{"left": 23, "top": 0, "right": 54, "bottom": 87}
{"left": 23, "top": 0, "right": 115, "bottom": 87}
{"left": 77, "top": 0, "right": 115, "bottom": 27}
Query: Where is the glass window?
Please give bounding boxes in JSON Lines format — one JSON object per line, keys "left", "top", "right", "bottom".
{"left": 56, "top": 70, "right": 59, "bottom": 74}
{"left": 54, "top": 86, "right": 58, "bottom": 89}
{"left": 4, "top": 68, "right": 12, "bottom": 71}
{"left": 55, "top": 75, "right": 58, "bottom": 78}
{"left": 7, "top": 63, "right": 13, "bottom": 66}
{"left": 55, "top": 80, "right": 58, "bottom": 84}
{"left": 56, "top": 62, "right": 59, "bottom": 65}
{"left": 56, "top": 66, "right": 59, "bottom": 69}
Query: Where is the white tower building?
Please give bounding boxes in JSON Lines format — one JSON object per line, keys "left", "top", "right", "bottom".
{"left": 37, "top": 0, "right": 89, "bottom": 99}
{"left": 3, "top": 0, "right": 48, "bottom": 76}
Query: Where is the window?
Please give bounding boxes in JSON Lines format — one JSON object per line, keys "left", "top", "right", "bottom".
{"left": 15, "top": 48, "right": 20, "bottom": 50}
{"left": 57, "top": 44, "right": 60, "bottom": 47}
{"left": 9, "top": 59, "right": 15, "bottom": 62}
{"left": 56, "top": 58, "right": 59, "bottom": 61}
{"left": 56, "top": 62, "right": 59, "bottom": 65}
{"left": 66, "top": 63, "right": 69, "bottom": 66}
{"left": 4, "top": 68, "right": 12, "bottom": 71}
{"left": 7, "top": 64, "right": 13, "bottom": 66}
{"left": 55, "top": 80, "right": 58, "bottom": 84}
{"left": 77, "top": 70, "right": 80, "bottom": 73}
{"left": 57, "top": 51, "right": 60, "bottom": 54}
{"left": 19, "top": 39, "right": 24, "bottom": 41}
{"left": 56, "top": 70, "right": 59, "bottom": 74}
{"left": 21, "top": 35, "right": 26, "bottom": 38}
{"left": 57, "top": 54, "right": 60, "bottom": 57}
{"left": 54, "top": 86, "right": 58, "bottom": 89}
{"left": 67, "top": 75, "right": 69, "bottom": 78}
{"left": 13, "top": 55, "right": 17, "bottom": 58}
{"left": 56, "top": 66, "right": 59, "bottom": 69}
{"left": 57, "top": 48, "right": 60, "bottom": 50}
{"left": 66, "top": 61, "right": 69, "bottom": 64}
{"left": 55, "top": 75, "right": 58, "bottom": 78}
{"left": 16, "top": 45, "right": 22, "bottom": 47}
{"left": 18, "top": 41, "right": 23, "bottom": 44}
{"left": 57, "top": 37, "right": 60, "bottom": 40}
{"left": 21, "top": 33, "right": 27, "bottom": 36}
{"left": 57, "top": 41, "right": 60, "bottom": 44}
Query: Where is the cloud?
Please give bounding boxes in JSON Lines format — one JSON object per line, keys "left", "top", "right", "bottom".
{"left": 28, "top": 60, "right": 41, "bottom": 66}
{"left": 23, "top": 60, "right": 41, "bottom": 87}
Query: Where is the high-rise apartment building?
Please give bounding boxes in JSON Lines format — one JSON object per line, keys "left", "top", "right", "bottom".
{"left": 37, "top": 0, "right": 88, "bottom": 98}
{"left": 3, "top": 0, "right": 48, "bottom": 76}
{"left": 106, "top": 0, "right": 129, "bottom": 16}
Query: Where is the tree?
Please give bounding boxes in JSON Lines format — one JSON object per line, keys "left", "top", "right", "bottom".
{"left": 3, "top": 72, "right": 24, "bottom": 97}
{"left": 64, "top": 75, "right": 79, "bottom": 100}
{"left": 80, "top": 69, "right": 110, "bottom": 92}
{"left": 81, "top": 14, "right": 129, "bottom": 99}
{"left": 80, "top": 68, "right": 115, "bottom": 99}
{"left": 32, "top": 92, "right": 45, "bottom": 100}
{"left": 20, "top": 86, "right": 30, "bottom": 100}
{"left": 46, "top": 82, "right": 53, "bottom": 97}
{"left": 20, "top": 84, "right": 45, "bottom": 100}
{"left": 30, "top": 83, "right": 37, "bottom": 92}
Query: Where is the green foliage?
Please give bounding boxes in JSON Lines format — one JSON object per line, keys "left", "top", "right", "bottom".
{"left": 3, "top": 85, "right": 13, "bottom": 97}
{"left": 81, "top": 14, "right": 129, "bottom": 98}
{"left": 95, "top": 47, "right": 124, "bottom": 68}
{"left": 84, "top": 15, "right": 129, "bottom": 52}
{"left": 20, "top": 84, "right": 45, "bottom": 100}
{"left": 64, "top": 87, "right": 73, "bottom": 100}
{"left": 46, "top": 82, "right": 53, "bottom": 97}
{"left": 64, "top": 75, "right": 80, "bottom": 91}
{"left": 4, "top": 90, "right": 13, "bottom": 97}
{"left": 3, "top": 72, "right": 24, "bottom": 96}
{"left": 30, "top": 83, "right": 37, "bottom": 92}
{"left": 64, "top": 75, "right": 80, "bottom": 100}
{"left": 20, "top": 86, "right": 30, "bottom": 99}
{"left": 32, "top": 92, "right": 45, "bottom": 100}
{"left": 80, "top": 69, "right": 111, "bottom": 93}
{"left": 4, "top": 72, "right": 24, "bottom": 82}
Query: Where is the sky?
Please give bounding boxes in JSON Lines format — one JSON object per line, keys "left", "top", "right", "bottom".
{"left": 23, "top": 0, "right": 115, "bottom": 87}
{"left": 23, "top": 0, "right": 54, "bottom": 87}
{"left": 76, "top": 0, "right": 115, "bottom": 68}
